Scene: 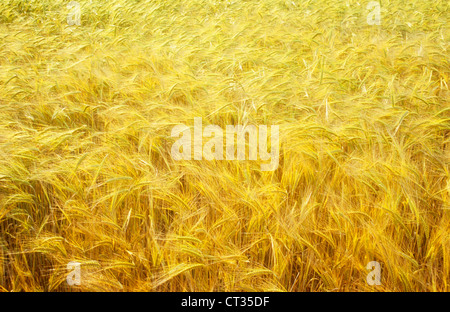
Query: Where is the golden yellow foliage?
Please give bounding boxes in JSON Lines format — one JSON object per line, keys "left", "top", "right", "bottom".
{"left": 0, "top": 0, "right": 448, "bottom": 291}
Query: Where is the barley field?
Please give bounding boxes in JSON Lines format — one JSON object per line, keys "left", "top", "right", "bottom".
{"left": 0, "top": 0, "right": 448, "bottom": 292}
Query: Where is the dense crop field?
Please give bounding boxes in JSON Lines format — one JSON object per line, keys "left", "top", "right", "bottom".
{"left": 0, "top": 0, "right": 448, "bottom": 291}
